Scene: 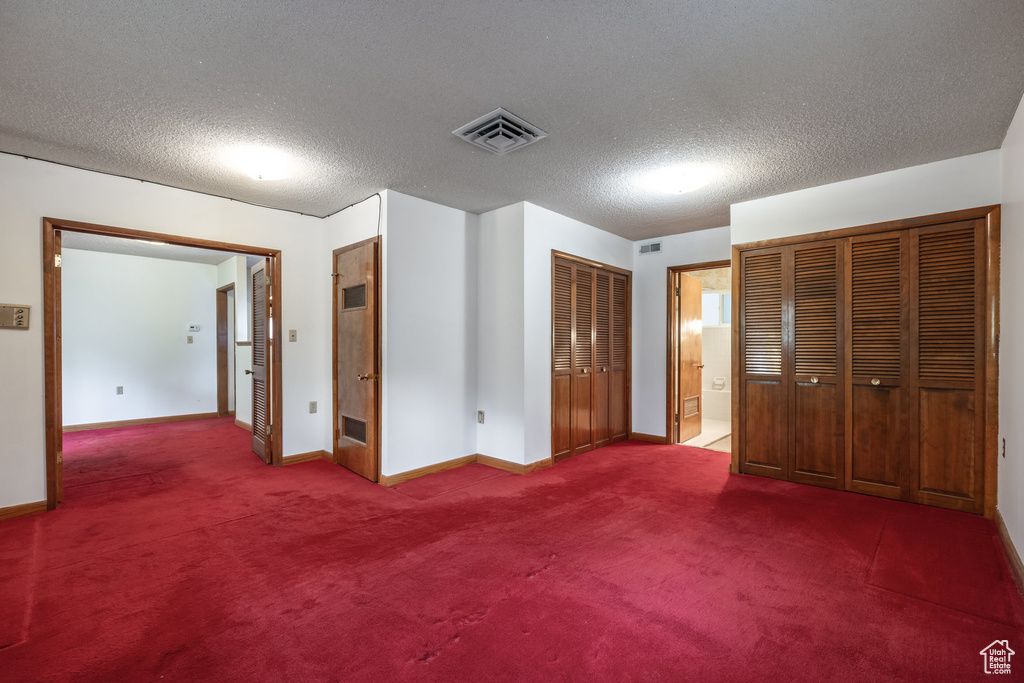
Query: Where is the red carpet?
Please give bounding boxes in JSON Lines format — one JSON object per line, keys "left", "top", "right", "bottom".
{"left": 1, "top": 417, "right": 1021, "bottom": 682}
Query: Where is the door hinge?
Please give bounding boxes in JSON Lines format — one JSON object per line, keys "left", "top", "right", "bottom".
{"left": 54, "top": 254, "right": 62, "bottom": 268}
{"left": 266, "top": 273, "right": 272, "bottom": 288}
{"left": 675, "top": 414, "right": 680, "bottom": 423}
{"left": 267, "top": 424, "right": 273, "bottom": 436}
{"left": 675, "top": 286, "right": 680, "bottom": 296}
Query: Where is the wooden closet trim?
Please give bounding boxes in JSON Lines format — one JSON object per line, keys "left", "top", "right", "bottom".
{"left": 665, "top": 260, "right": 731, "bottom": 445}
{"left": 731, "top": 205, "right": 1000, "bottom": 516}
{"left": 552, "top": 250, "right": 632, "bottom": 276}
{"left": 43, "top": 217, "right": 285, "bottom": 510}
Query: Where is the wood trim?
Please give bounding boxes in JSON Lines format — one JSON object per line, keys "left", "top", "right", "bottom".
{"left": 64, "top": 412, "right": 220, "bottom": 432}
{"left": 731, "top": 246, "right": 741, "bottom": 474}
{"left": 551, "top": 249, "right": 632, "bottom": 276}
{"left": 984, "top": 207, "right": 1001, "bottom": 518}
{"left": 379, "top": 455, "right": 477, "bottom": 487}
{"left": 235, "top": 419, "right": 253, "bottom": 432}
{"left": 281, "top": 450, "right": 332, "bottom": 466}
{"left": 44, "top": 217, "right": 285, "bottom": 510}
{"left": 666, "top": 260, "right": 732, "bottom": 445}
{"left": 0, "top": 500, "right": 48, "bottom": 521}
{"left": 996, "top": 509, "right": 1024, "bottom": 596}
{"left": 216, "top": 283, "right": 234, "bottom": 417}
{"left": 630, "top": 431, "right": 669, "bottom": 444}
{"left": 732, "top": 205, "right": 1000, "bottom": 252}
{"left": 477, "top": 454, "right": 554, "bottom": 474}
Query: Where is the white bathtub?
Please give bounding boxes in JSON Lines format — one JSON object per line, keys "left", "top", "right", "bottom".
{"left": 702, "top": 389, "right": 731, "bottom": 422}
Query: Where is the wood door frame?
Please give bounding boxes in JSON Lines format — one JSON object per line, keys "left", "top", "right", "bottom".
{"left": 730, "top": 205, "right": 999, "bottom": 517}
{"left": 331, "top": 236, "right": 382, "bottom": 480}
{"left": 666, "top": 260, "right": 731, "bottom": 444}
{"left": 43, "top": 217, "right": 285, "bottom": 510}
{"left": 551, "top": 250, "right": 632, "bottom": 457}
{"left": 216, "top": 283, "right": 235, "bottom": 417}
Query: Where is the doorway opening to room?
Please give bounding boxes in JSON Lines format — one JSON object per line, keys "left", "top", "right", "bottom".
{"left": 42, "top": 218, "right": 284, "bottom": 510}
{"left": 668, "top": 261, "right": 732, "bottom": 451}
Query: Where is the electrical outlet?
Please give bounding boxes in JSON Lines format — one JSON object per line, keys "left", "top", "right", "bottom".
{"left": 289, "top": 329, "right": 298, "bottom": 342}
{"left": 116, "top": 386, "right": 123, "bottom": 395}
{"left": 187, "top": 335, "right": 194, "bottom": 344}
{"left": 309, "top": 401, "right": 317, "bottom": 414}
{"left": 477, "top": 410, "right": 485, "bottom": 424}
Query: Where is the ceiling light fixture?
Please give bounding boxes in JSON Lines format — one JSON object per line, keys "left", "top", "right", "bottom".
{"left": 226, "top": 145, "right": 294, "bottom": 181}
{"left": 140, "top": 240, "right": 167, "bottom": 246}
{"left": 639, "top": 163, "right": 724, "bottom": 195}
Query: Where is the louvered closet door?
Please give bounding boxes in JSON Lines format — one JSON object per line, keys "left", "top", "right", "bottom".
{"left": 593, "top": 271, "right": 612, "bottom": 448}
{"left": 609, "top": 273, "right": 629, "bottom": 443}
{"left": 250, "top": 259, "right": 271, "bottom": 463}
{"left": 846, "top": 232, "right": 906, "bottom": 499}
{"left": 739, "top": 248, "right": 788, "bottom": 479}
{"left": 571, "top": 264, "right": 596, "bottom": 457}
{"left": 788, "top": 241, "right": 844, "bottom": 487}
{"left": 910, "top": 220, "right": 986, "bottom": 513}
{"left": 552, "top": 259, "right": 573, "bottom": 460}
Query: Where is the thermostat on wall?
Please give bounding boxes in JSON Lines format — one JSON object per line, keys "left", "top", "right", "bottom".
{"left": 0, "top": 304, "right": 30, "bottom": 330}
{"left": 188, "top": 324, "right": 201, "bottom": 332}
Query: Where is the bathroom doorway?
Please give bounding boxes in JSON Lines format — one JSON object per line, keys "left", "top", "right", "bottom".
{"left": 667, "top": 262, "right": 732, "bottom": 452}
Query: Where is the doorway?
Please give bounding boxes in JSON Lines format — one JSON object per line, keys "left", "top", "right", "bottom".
{"left": 216, "top": 283, "right": 235, "bottom": 417}
{"left": 43, "top": 217, "right": 284, "bottom": 510}
{"left": 668, "top": 261, "right": 732, "bottom": 451}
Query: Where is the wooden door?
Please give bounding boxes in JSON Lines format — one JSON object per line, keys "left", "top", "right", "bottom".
{"left": 910, "top": 220, "right": 985, "bottom": 513}
{"left": 676, "top": 272, "right": 703, "bottom": 443}
{"left": 788, "top": 241, "right": 843, "bottom": 488}
{"left": 570, "top": 264, "right": 596, "bottom": 457}
{"left": 739, "top": 248, "right": 787, "bottom": 478}
{"left": 609, "top": 273, "right": 629, "bottom": 443}
{"left": 250, "top": 259, "right": 271, "bottom": 463}
{"left": 846, "top": 232, "right": 906, "bottom": 500}
{"left": 594, "top": 271, "right": 612, "bottom": 449}
{"left": 552, "top": 259, "right": 573, "bottom": 460}
{"left": 334, "top": 239, "right": 380, "bottom": 482}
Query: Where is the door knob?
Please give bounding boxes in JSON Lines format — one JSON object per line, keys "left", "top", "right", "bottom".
{"left": 810, "top": 376, "right": 819, "bottom": 384}
{"left": 697, "top": 364, "right": 705, "bottom": 369}
{"left": 358, "top": 373, "right": 379, "bottom": 381}
{"left": 245, "top": 370, "right": 253, "bottom": 375}
{"left": 871, "top": 378, "right": 881, "bottom": 386}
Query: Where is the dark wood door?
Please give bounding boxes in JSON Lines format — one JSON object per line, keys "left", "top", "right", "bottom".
{"left": 594, "top": 271, "right": 612, "bottom": 449}
{"left": 570, "top": 264, "right": 595, "bottom": 457}
{"left": 609, "top": 273, "right": 629, "bottom": 443}
{"left": 250, "top": 259, "right": 271, "bottom": 463}
{"left": 846, "top": 231, "right": 906, "bottom": 500}
{"left": 334, "top": 239, "right": 380, "bottom": 482}
{"left": 552, "top": 259, "right": 573, "bottom": 460}
{"left": 739, "top": 248, "right": 787, "bottom": 479}
{"left": 676, "top": 272, "right": 703, "bottom": 443}
{"left": 788, "top": 241, "right": 843, "bottom": 488}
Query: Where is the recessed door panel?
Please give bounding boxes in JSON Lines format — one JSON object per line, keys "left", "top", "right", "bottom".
{"left": 849, "top": 384, "right": 902, "bottom": 498}
{"left": 742, "top": 380, "right": 786, "bottom": 476}
{"left": 792, "top": 382, "right": 839, "bottom": 485}
{"left": 917, "top": 388, "right": 976, "bottom": 503}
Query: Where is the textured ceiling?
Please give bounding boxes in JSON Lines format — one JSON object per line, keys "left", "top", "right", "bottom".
{"left": 2, "top": 1, "right": 1023, "bottom": 240}
{"left": 62, "top": 232, "right": 262, "bottom": 267}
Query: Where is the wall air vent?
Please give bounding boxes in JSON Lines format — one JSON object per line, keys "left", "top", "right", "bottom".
{"left": 453, "top": 108, "right": 548, "bottom": 155}
{"left": 639, "top": 242, "right": 662, "bottom": 255}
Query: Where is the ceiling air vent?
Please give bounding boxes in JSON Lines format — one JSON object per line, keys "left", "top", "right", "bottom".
{"left": 453, "top": 108, "right": 548, "bottom": 155}
{"left": 639, "top": 242, "right": 662, "bottom": 255}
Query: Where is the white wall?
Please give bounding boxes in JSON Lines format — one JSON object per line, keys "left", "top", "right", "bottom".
{"left": 731, "top": 150, "right": 1001, "bottom": 244}
{"left": 476, "top": 203, "right": 526, "bottom": 463}
{"left": 1000, "top": 94, "right": 1024, "bottom": 553}
{"left": 0, "top": 152, "right": 326, "bottom": 508}
{"left": 630, "top": 227, "right": 732, "bottom": 438}
{"left": 62, "top": 249, "right": 219, "bottom": 425}
{"left": 523, "top": 203, "right": 634, "bottom": 463}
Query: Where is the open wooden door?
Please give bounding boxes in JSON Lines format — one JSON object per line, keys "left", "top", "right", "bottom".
{"left": 675, "top": 272, "right": 703, "bottom": 443}
{"left": 250, "top": 259, "right": 271, "bottom": 463}
{"left": 333, "top": 238, "right": 380, "bottom": 482}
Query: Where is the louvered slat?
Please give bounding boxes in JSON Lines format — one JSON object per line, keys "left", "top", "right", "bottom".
{"left": 253, "top": 379, "right": 267, "bottom": 434}
{"left": 852, "top": 238, "right": 901, "bottom": 377}
{"left": 919, "top": 229, "right": 975, "bottom": 382}
{"left": 743, "top": 252, "right": 782, "bottom": 374}
{"left": 612, "top": 276, "right": 627, "bottom": 368}
{"left": 252, "top": 268, "right": 265, "bottom": 366}
{"left": 596, "top": 272, "right": 610, "bottom": 368}
{"left": 575, "top": 268, "right": 593, "bottom": 369}
{"left": 553, "top": 260, "right": 572, "bottom": 371}
{"left": 794, "top": 245, "right": 838, "bottom": 375}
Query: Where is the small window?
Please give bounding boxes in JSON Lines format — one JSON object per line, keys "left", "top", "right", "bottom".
{"left": 701, "top": 292, "right": 721, "bottom": 327}
{"left": 343, "top": 284, "right": 367, "bottom": 309}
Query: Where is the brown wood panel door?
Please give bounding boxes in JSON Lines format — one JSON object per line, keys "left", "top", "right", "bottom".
{"left": 846, "top": 232, "right": 906, "bottom": 499}
{"left": 593, "top": 271, "right": 611, "bottom": 448}
{"left": 676, "top": 272, "right": 703, "bottom": 443}
{"left": 910, "top": 220, "right": 984, "bottom": 512}
{"left": 570, "top": 264, "right": 595, "bottom": 458}
{"left": 334, "top": 239, "right": 380, "bottom": 482}
{"left": 552, "top": 258, "right": 573, "bottom": 459}
{"left": 250, "top": 259, "right": 271, "bottom": 463}
{"left": 609, "top": 273, "right": 629, "bottom": 443}
{"left": 739, "top": 248, "right": 787, "bottom": 478}
{"left": 789, "top": 241, "right": 843, "bottom": 488}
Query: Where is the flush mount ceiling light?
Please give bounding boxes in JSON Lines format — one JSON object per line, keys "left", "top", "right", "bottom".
{"left": 225, "top": 145, "right": 294, "bottom": 181}
{"left": 639, "top": 163, "right": 724, "bottom": 194}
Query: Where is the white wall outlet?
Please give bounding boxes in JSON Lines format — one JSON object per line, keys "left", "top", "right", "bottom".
{"left": 187, "top": 335, "right": 194, "bottom": 344}
{"left": 477, "top": 410, "right": 485, "bottom": 424}
{"left": 289, "top": 329, "right": 298, "bottom": 342}
{"left": 116, "top": 386, "right": 123, "bottom": 395}
{"left": 309, "top": 401, "right": 317, "bottom": 413}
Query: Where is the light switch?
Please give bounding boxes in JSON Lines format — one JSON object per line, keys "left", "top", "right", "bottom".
{"left": 0, "top": 304, "right": 30, "bottom": 330}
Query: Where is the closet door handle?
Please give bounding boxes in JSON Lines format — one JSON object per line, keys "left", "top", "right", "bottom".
{"left": 810, "top": 376, "right": 819, "bottom": 384}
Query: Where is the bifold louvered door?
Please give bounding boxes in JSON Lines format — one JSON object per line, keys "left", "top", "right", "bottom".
{"left": 738, "top": 212, "right": 995, "bottom": 514}
{"left": 552, "top": 256, "right": 630, "bottom": 462}
{"left": 250, "top": 259, "right": 271, "bottom": 463}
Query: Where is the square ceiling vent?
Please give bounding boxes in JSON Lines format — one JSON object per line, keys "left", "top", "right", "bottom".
{"left": 453, "top": 108, "right": 548, "bottom": 155}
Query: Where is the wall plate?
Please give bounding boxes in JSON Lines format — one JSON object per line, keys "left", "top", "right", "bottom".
{"left": 0, "top": 304, "right": 30, "bottom": 329}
